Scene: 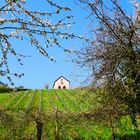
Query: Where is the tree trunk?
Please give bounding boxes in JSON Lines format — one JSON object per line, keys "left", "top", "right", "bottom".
{"left": 111, "top": 127, "right": 115, "bottom": 140}
{"left": 36, "top": 119, "right": 43, "bottom": 140}
{"left": 54, "top": 124, "right": 59, "bottom": 140}
{"left": 54, "top": 134, "right": 59, "bottom": 140}
{"left": 112, "top": 133, "right": 115, "bottom": 140}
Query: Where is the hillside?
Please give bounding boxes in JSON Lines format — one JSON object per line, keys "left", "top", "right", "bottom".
{"left": 0, "top": 90, "right": 139, "bottom": 139}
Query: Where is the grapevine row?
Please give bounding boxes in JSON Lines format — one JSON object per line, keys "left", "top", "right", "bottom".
{"left": 38, "top": 90, "right": 42, "bottom": 113}
{"left": 13, "top": 90, "right": 29, "bottom": 109}
{"left": 25, "top": 90, "right": 37, "bottom": 112}
{"left": 3, "top": 92, "right": 22, "bottom": 110}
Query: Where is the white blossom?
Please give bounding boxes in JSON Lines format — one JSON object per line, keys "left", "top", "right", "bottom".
{"left": 60, "top": 35, "right": 64, "bottom": 39}
{"left": 0, "top": 17, "right": 5, "bottom": 22}
{"left": 67, "top": 23, "right": 71, "bottom": 28}
{"left": 10, "top": 31, "right": 17, "bottom": 36}
{"left": 20, "top": 0, "right": 26, "bottom": 3}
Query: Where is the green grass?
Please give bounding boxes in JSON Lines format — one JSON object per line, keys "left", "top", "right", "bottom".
{"left": 0, "top": 89, "right": 139, "bottom": 140}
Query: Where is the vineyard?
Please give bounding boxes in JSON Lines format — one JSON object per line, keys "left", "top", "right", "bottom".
{"left": 0, "top": 89, "right": 138, "bottom": 140}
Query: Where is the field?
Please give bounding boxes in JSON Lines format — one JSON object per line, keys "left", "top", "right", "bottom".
{"left": 0, "top": 89, "right": 138, "bottom": 140}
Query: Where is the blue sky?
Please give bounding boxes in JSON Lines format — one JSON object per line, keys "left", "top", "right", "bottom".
{"left": 1, "top": 0, "right": 90, "bottom": 89}
{"left": 1, "top": 0, "right": 138, "bottom": 89}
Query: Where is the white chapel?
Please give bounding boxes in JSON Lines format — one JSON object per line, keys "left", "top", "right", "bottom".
{"left": 53, "top": 76, "right": 70, "bottom": 89}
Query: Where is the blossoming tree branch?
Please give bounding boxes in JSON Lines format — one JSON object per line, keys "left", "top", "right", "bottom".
{"left": 0, "top": 0, "right": 81, "bottom": 85}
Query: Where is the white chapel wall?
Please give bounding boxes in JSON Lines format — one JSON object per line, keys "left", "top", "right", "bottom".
{"left": 53, "top": 77, "right": 70, "bottom": 89}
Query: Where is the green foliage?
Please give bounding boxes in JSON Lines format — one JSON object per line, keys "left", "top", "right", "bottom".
{"left": 120, "top": 130, "right": 140, "bottom": 140}
{"left": 0, "top": 84, "right": 12, "bottom": 93}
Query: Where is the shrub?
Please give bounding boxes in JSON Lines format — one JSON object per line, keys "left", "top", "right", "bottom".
{"left": 0, "top": 85, "right": 12, "bottom": 93}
